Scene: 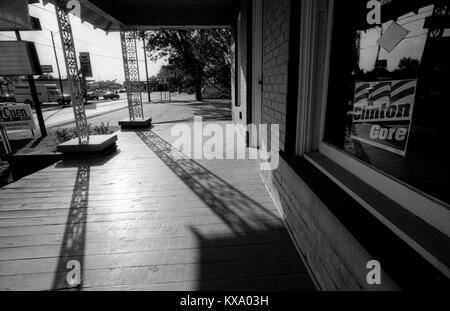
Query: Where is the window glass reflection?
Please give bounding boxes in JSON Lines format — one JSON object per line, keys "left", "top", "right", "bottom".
{"left": 324, "top": 1, "right": 450, "bottom": 205}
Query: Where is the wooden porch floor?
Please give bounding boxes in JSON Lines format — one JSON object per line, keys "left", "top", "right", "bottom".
{"left": 0, "top": 121, "right": 315, "bottom": 291}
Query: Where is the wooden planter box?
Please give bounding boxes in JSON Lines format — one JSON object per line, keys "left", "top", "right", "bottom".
{"left": 6, "top": 153, "right": 62, "bottom": 181}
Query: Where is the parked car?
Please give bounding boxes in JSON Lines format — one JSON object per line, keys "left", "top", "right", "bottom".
{"left": 103, "top": 91, "right": 120, "bottom": 100}
{"left": 118, "top": 88, "right": 126, "bottom": 93}
{"left": 0, "top": 93, "right": 15, "bottom": 103}
{"left": 86, "top": 91, "right": 103, "bottom": 101}
{"left": 57, "top": 94, "right": 72, "bottom": 106}
{"left": 201, "top": 84, "right": 231, "bottom": 99}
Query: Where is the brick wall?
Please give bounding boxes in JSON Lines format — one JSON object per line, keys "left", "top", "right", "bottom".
{"left": 262, "top": 162, "right": 361, "bottom": 290}
{"left": 261, "top": 157, "right": 398, "bottom": 291}
{"left": 261, "top": 0, "right": 290, "bottom": 151}
{"left": 259, "top": 0, "right": 397, "bottom": 291}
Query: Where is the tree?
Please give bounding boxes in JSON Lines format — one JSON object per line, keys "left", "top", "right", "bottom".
{"left": 0, "top": 76, "right": 19, "bottom": 94}
{"left": 397, "top": 57, "right": 420, "bottom": 76}
{"left": 146, "top": 29, "right": 231, "bottom": 101}
{"left": 157, "top": 64, "right": 184, "bottom": 90}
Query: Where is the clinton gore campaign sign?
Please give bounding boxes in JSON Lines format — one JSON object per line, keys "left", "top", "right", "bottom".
{"left": 351, "top": 79, "right": 417, "bottom": 156}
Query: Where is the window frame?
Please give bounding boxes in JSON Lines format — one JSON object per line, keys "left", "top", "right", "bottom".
{"left": 295, "top": 0, "right": 450, "bottom": 237}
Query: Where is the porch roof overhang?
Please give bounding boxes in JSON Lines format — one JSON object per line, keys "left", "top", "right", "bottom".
{"left": 42, "top": 0, "right": 234, "bottom": 32}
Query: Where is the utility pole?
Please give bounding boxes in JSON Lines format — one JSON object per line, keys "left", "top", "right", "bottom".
{"left": 140, "top": 31, "right": 151, "bottom": 102}
{"left": 15, "top": 31, "right": 47, "bottom": 137}
{"left": 51, "top": 31, "right": 65, "bottom": 107}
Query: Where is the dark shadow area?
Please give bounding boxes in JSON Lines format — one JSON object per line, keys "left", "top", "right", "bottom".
{"left": 0, "top": 138, "right": 33, "bottom": 155}
{"left": 120, "top": 125, "right": 155, "bottom": 133}
{"left": 136, "top": 130, "right": 315, "bottom": 290}
{"left": 28, "top": 136, "right": 45, "bottom": 148}
{"left": 175, "top": 100, "right": 232, "bottom": 121}
{"left": 51, "top": 149, "right": 119, "bottom": 290}
{"left": 190, "top": 228, "right": 315, "bottom": 291}
{"left": 51, "top": 164, "right": 90, "bottom": 290}
{"left": 150, "top": 99, "right": 194, "bottom": 104}
{"left": 55, "top": 148, "right": 120, "bottom": 169}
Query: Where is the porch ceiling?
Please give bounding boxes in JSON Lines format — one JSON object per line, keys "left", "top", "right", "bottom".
{"left": 43, "top": 0, "right": 234, "bottom": 32}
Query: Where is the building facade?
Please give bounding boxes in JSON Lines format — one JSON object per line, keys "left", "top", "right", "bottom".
{"left": 232, "top": 0, "right": 449, "bottom": 290}
{"left": 36, "top": 0, "right": 449, "bottom": 290}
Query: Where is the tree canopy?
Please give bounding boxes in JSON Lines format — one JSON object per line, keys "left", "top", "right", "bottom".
{"left": 145, "top": 29, "right": 231, "bottom": 101}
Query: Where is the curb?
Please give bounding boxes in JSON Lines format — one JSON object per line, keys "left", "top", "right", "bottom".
{"left": 46, "top": 104, "right": 129, "bottom": 129}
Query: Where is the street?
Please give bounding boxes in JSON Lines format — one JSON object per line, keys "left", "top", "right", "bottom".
{"left": 3, "top": 92, "right": 231, "bottom": 142}
{"left": 32, "top": 91, "right": 231, "bottom": 129}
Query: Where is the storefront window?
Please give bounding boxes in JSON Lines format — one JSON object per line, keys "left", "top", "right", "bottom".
{"left": 324, "top": 0, "right": 450, "bottom": 205}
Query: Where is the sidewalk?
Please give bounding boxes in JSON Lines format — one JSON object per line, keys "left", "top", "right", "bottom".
{"left": 0, "top": 119, "right": 315, "bottom": 290}
{"left": 35, "top": 93, "right": 200, "bottom": 129}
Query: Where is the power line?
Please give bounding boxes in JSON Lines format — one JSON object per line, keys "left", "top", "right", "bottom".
{"left": 32, "top": 4, "right": 123, "bottom": 55}
{"left": 35, "top": 31, "right": 55, "bottom": 45}
{"left": 30, "top": 3, "right": 56, "bottom": 15}
{"left": 32, "top": 3, "right": 151, "bottom": 62}
{"left": 0, "top": 33, "right": 15, "bottom": 40}
{"left": 0, "top": 33, "right": 145, "bottom": 62}
{"left": 40, "top": 27, "right": 122, "bottom": 56}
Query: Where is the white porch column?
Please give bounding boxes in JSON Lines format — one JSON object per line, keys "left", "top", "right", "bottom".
{"left": 55, "top": 0, "right": 89, "bottom": 143}
{"left": 120, "top": 30, "right": 144, "bottom": 121}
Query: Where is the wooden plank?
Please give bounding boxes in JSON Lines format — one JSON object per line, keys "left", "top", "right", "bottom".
{"left": 84, "top": 273, "right": 314, "bottom": 291}
{"left": 0, "top": 219, "right": 285, "bottom": 238}
{"left": 0, "top": 184, "right": 269, "bottom": 200}
{"left": 0, "top": 199, "right": 276, "bottom": 215}
{"left": 0, "top": 209, "right": 282, "bottom": 228}
{"left": 0, "top": 181, "right": 267, "bottom": 195}
{"left": 0, "top": 189, "right": 272, "bottom": 203}
{"left": 0, "top": 242, "right": 299, "bottom": 275}
{"left": 0, "top": 227, "right": 289, "bottom": 249}
{"left": 0, "top": 200, "right": 276, "bottom": 213}
{"left": 0, "top": 203, "right": 278, "bottom": 220}
{"left": 0, "top": 257, "right": 307, "bottom": 291}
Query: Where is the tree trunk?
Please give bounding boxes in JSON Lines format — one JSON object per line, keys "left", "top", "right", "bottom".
{"left": 195, "top": 78, "right": 203, "bottom": 101}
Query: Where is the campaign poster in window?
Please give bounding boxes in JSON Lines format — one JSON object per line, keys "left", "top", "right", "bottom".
{"left": 351, "top": 79, "right": 417, "bottom": 156}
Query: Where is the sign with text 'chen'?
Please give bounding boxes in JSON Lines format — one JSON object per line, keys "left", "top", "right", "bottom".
{"left": 351, "top": 79, "right": 417, "bottom": 156}
{"left": 0, "top": 104, "right": 36, "bottom": 130}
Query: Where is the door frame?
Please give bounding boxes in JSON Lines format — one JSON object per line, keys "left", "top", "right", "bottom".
{"left": 250, "top": 0, "right": 263, "bottom": 148}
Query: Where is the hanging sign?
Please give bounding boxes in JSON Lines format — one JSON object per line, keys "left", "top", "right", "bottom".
{"left": 79, "top": 52, "right": 93, "bottom": 78}
{"left": 377, "top": 21, "right": 409, "bottom": 53}
{"left": 41, "top": 65, "right": 54, "bottom": 73}
{"left": 351, "top": 79, "right": 417, "bottom": 156}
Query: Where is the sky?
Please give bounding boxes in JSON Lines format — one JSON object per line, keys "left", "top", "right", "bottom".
{"left": 0, "top": 1, "right": 166, "bottom": 83}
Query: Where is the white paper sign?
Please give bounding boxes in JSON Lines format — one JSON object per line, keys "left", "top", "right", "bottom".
{"left": 377, "top": 22, "right": 409, "bottom": 53}
{"left": 0, "top": 104, "right": 36, "bottom": 130}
